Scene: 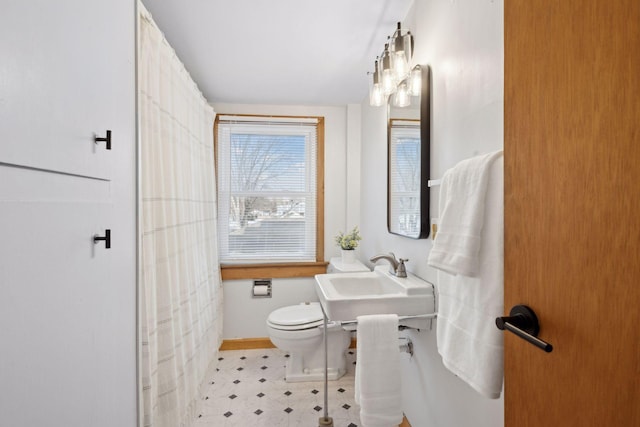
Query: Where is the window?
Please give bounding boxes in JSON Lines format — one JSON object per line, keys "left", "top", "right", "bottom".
{"left": 215, "top": 115, "right": 326, "bottom": 279}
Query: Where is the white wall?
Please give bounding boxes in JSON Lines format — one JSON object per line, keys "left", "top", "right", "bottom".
{"left": 221, "top": 277, "right": 319, "bottom": 339}
{"left": 211, "top": 103, "right": 361, "bottom": 338}
{"left": 360, "top": 1, "right": 504, "bottom": 426}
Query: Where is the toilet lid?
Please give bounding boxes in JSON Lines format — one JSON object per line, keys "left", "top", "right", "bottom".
{"left": 268, "top": 302, "right": 324, "bottom": 328}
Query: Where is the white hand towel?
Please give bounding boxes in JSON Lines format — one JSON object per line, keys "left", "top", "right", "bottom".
{"left": 429, "top": 151, "right": 505, "bottom": 398}
{"left": 355, "top": 314, "right": 402, "bottom": 427}
{"left": 427, "top": 150, "right": 504, "bottom": 277}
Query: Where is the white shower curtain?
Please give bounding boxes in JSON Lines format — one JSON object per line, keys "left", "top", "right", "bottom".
{"left": 139, "top": 4, "right": 222, "bottom": 427}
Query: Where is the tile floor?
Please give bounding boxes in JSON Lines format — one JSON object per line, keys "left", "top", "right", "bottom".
{"left": 195, "top": 348, "right": 362, "bottom": 427}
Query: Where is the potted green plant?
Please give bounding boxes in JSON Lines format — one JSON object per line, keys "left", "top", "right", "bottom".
{"left": 334, "top": 226, "right": 362, "bottom": 264}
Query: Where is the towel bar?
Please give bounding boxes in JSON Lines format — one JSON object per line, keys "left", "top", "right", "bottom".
{"left": 400, "top": 313, "right": 437, "bottom": 321}
{"left": 337, "top": 312, "right": 437, "bottom": 326}
{"left": 428, "top": 179, "right": 442, "bottom": 187}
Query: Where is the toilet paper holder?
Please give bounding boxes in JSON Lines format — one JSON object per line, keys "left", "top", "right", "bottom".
{"left": 252, "top": 279, "right": 272, "bottom": 298}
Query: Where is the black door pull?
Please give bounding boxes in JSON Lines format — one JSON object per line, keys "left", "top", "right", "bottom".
{"left": 93, "top": 229, "right": 111, "bottom": 249}
{"left": 496, "top": 305, "right": 553, "bottom": 353}
{"left": 95, "top": 130, "right": 111, "bottom": 150}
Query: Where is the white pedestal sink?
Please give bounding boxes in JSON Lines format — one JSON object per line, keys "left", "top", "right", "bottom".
{"left": 314, "top": 265, "right": 435, "bottom": 322}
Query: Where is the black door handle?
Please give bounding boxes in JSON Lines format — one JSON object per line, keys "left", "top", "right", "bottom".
{"left": 93, "top": 229, "right": 111, "bottom": 249}
{"left": 496, "top": 305, "right": 553, "bottom": 353}
{"left": 95, "top": 130, "right": 112, "bottom": 150}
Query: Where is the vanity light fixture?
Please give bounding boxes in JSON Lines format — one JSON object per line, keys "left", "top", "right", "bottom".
{"left": 368, "top": 22, "right": 416, "bottom": 107}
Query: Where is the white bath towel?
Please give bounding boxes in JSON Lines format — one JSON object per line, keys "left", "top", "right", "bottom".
{"left": 355, "top": 314, "right": 403, "bottom": 427}
{"left": 429, "top": 151, "right": 505, "bottom": 399}
{"left": 427, "top": 150, "right": 504, "bottom": 277}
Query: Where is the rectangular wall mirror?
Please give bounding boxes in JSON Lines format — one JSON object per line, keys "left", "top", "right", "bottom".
{"left": 387, "top": 64, "right": 430, "bottom": 238}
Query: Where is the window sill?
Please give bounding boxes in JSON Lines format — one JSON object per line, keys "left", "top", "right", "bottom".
{"left": 220, "top": 261, "right": 329, "bottom": 280}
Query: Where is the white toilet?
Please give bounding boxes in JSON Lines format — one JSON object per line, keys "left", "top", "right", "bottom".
{"left": 266, "top": 258, "right": 369, "bottom": 382}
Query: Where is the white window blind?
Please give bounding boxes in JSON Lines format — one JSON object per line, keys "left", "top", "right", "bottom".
{"left": 389, "top": 119, "right": 421, "bottom": 237}
{"left": 217, "top": 116, "right": 318, "bottom": 263}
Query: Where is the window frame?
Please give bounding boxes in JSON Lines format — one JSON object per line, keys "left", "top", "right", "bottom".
{"left": 214, "top": 114, "right": 326, "bottom": 280}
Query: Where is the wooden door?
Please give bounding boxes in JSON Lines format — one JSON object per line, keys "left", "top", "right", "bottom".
{"left": 504, "top": 1, "right": 640, "bottom": 426}
{"left": 0, "top": 2, "right": 136, "bottom": 426}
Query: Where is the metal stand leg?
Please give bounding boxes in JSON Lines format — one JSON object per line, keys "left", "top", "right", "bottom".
{"left": 318, "top": 312, "right": 333, "bottom": 427}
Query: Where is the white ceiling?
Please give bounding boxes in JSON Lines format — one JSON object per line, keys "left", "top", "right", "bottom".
{"left": 142, "top": 0, "right": 413, "bottom": 106}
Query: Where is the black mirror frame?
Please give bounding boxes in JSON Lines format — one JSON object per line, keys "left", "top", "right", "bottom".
{"left": 386, "top": 64, "right": 431, "bottom": 239}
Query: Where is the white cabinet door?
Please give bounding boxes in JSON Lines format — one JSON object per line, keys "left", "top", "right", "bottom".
{"left": 0, "top": 1, "right": 134, "bottom": 180}
{"left": 0, "top": 1, "right": 136, "bottom": 426}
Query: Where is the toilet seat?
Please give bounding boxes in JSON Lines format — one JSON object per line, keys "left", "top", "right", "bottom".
{"left": 267, "top": 302, "right": 326, "bottom": 331}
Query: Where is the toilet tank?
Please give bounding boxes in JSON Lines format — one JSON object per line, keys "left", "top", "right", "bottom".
{"left": 327, "top": 257, "right": 369, "bottom": 274}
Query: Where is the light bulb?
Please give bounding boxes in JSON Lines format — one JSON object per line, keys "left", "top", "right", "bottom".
{"left": 409, "top": 66, "right": 422, "bottom": 96}
{"left": 370, "top": 83, "right": 384, "bottom": 107}
{"left": 394, "top": 82, "right": 410, "bottom": 107}
{"left": 391, "top": 23, "right": 413, "bottom": 82}
{"left": 381, "top": 44, "right": 396, "bottom": 95}
{"left": 369, "top": 60, "right": 385, "bottom": 106}
{"left": 402, "top": 32, "right": 413, "bottom": 66}
{"left": 392, "top": 51, "right": 409, "bottom": 80}
{"left": 391, "top": 27, "right": 409, "bottom": 80}
{"left": 382, "top": 69, "right": 396, "bottom": 95}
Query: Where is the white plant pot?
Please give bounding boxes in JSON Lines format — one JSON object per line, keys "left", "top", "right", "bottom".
{"left": 341, "top": 249, "right": 356, "bottom": 264}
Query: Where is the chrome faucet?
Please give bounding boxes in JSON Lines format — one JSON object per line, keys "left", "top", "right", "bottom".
{"left": 369, "top": 252, "right": 408, "bottom": 278}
